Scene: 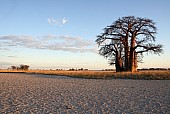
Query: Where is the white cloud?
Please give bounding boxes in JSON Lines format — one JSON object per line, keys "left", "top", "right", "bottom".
{"left": 47, "top": 18, "right": 52, "bottom": 23}
{"left": 47, "top": 17, "right": 68, "bottom": 26}
{"left": 0, "top": 35, "right": 96, "bottom": 53}
{"left": 62, "top": 18, "right": 68, "bottom": 24}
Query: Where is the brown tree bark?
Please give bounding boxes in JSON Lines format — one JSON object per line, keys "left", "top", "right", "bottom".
{"left": 128, "top": 35, "right": 136, "bottom": 72}
{"left": 115, "top": 52, "right": 124, "bottom": 72}
{"left": 124, "top": 38, "right": 129, "bottom": 71}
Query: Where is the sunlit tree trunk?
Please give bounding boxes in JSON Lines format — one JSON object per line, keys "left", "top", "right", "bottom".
{"left": 128, "top": 36, "right": 136, "bottom": 72}
{"left": 134, "top": 52, "right": 138, "bottom": 72}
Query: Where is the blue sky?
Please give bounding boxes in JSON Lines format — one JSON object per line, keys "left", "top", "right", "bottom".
{"left": 0, "top": 0, "right": 170, "bottom": 70}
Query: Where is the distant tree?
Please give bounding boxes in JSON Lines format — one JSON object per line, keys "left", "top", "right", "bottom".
{"left": 78, "top": 68, "right": 84, "bottom": 71}
{"left": 11, "top": 66, "right": 17, "bottom": 70}
{"left": 20, "top": 65, "right": 29, "bottom": 71}
{"left": 96, "top": 16, "right": 163, "bottom": 72}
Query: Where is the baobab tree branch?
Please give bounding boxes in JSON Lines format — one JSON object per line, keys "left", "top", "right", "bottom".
{"left": 136, "top": 44, "right": 163, "bottom": 54}
{"left": 99, "top": 45, "right": 117, "bottom": 57}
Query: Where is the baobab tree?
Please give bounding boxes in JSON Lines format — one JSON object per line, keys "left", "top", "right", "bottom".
{"left": 96, "top": 16, "right": 163, "bottom": 72}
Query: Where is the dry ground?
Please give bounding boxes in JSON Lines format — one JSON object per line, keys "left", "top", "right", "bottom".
{"left": 0, "top": 73, "right": 169, "bottom": 113}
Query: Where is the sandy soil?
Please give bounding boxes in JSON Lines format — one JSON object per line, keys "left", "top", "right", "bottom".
{"left": 0, "top": 73, "right": 169, "bottom": 113}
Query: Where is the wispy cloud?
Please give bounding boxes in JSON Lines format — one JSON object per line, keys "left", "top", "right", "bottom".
{"left": 7, "top": 55, "right": 18, "bottom": 58}
{"left": 47, "top": 17, "right": 68, "bottom": 26}
{"left": 0, "top": 35, "right": 97, "bottom": 53}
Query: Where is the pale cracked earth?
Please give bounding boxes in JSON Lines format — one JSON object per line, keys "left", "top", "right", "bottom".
{"left": 0, "top": 73, "right": 169, "bottom": 114}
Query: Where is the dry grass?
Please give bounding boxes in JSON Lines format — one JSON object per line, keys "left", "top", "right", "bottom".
{"left": 0, "top": 69, "right": 170, "bottom": 80}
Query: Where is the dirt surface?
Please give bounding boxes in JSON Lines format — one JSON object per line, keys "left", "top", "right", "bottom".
{"left": 0, "top": 73, "right": 169, "bottom": 113}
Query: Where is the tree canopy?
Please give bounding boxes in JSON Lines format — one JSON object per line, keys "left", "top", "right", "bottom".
{"left": 96, "top": 16, "right": 163, "bottom": 72}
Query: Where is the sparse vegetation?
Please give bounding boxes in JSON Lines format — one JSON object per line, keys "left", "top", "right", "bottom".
{"left": 0, "top": 69, "right": 169, "bottom": 80}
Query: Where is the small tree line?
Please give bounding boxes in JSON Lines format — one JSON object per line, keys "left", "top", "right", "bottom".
{"left": 10, "top": 65, "right": 30, "bottom": 71}
{"left": 69, "top": 68, "right": 88, "bottom": 71}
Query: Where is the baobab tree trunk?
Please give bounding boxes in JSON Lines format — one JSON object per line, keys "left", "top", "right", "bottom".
{"left": 128, "top": 48, "right": 134, "bottom": 72}
{"left": 115, "top": 52, "right": 124, "bottom": 72}
{"left": 115, "top": 59, "right": 123, "bottom": 72}
{"left": 134, "top": 52, "right": 138, "bottom": 72}
{"left": 128, "top": 36, "right": 137, "bottom": 72}
{"left": 124, "top": 38, "right": 129, "bottom": 71}
{"left": 129, "top": 51, "right": 137, "bottom": 72}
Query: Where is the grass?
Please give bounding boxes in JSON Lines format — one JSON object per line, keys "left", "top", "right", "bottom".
{"left": 0, "top": 69, "right": 170, "bottom": 80}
